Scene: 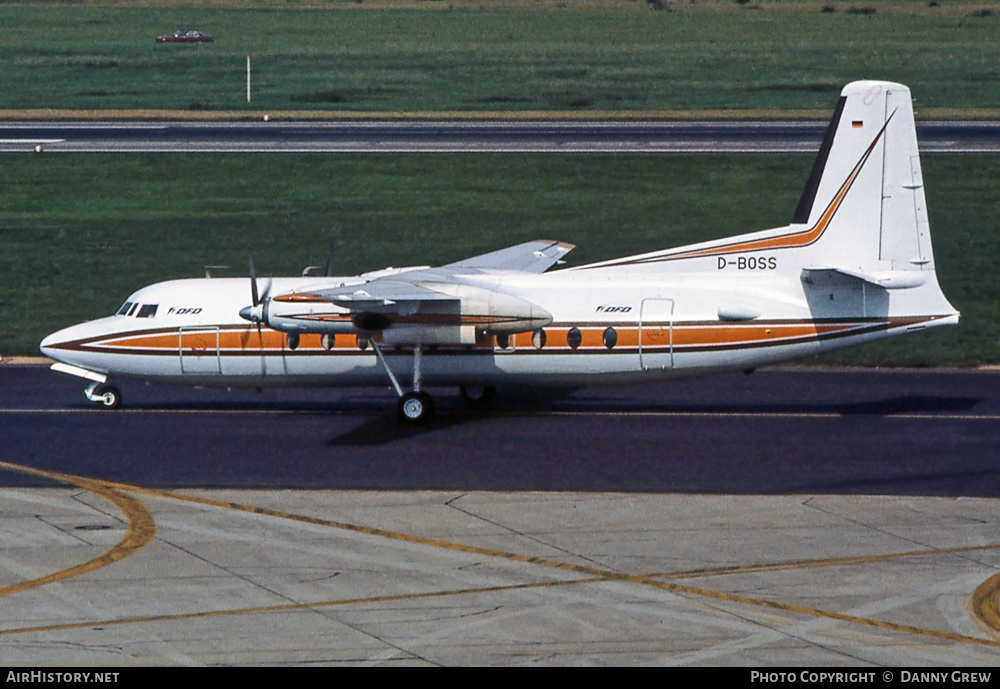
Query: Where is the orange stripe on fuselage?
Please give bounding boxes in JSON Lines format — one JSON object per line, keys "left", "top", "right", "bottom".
{"left": 672, "top": 322, "right": 849, "bottom": 347}
{"left": 76, "top": 319, "right": 909, "bottom": 356}
{"left": 102, "top": 329, "right": 329, "bottom": 352}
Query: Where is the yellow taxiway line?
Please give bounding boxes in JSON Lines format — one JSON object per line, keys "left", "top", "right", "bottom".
{"left": 0, "top": 461, "right": 156, "bottom": 598}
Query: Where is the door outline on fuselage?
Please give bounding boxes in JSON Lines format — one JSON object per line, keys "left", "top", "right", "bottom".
{"left": 179, "top": 326, "right": 221, "bottom": 375}
{"left": 639, "top": 298, "right": 674, "bottom": 371}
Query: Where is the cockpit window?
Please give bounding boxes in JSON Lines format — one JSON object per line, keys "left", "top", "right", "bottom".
{"left": 116, "top": 301, "right": 133, "bottom": 316}
{"left": 136, "top": 304, "right": 158, "bottom": 318}
{"left": 127, "top": 303, "right": 139, "bottom": 317}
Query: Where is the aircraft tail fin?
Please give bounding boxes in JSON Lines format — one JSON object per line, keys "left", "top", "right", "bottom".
{"left": 572, "top": 80, "right": 956, "bottom": 326}
{"left": 790, "top": 80, "right": 935, "bottom": 274}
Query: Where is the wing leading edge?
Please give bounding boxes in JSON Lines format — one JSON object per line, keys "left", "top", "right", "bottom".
{"left": 444, "top": 239, "right": 574, "bottom": 273}
{"left": 285, "top": 239, "right": 573, "bottom": 306}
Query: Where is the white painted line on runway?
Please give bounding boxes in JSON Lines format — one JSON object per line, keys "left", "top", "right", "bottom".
{"left": 2, "top": 408, "right": 998, "bottom": 420}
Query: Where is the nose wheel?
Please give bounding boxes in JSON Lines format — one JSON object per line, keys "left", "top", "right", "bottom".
{"left": 85, "top": 383, "right": 122, "bottom": 410}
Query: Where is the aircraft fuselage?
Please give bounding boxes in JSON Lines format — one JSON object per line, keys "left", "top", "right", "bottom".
{"left": 40, "top": 266, "right": 955, "bottom": 390}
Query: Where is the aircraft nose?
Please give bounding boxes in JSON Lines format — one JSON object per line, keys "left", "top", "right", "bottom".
{"left": 39, "top": 328, "right": 72, "bottom": 362}
{"left": 39, "top": 324, "right": 83, "bottom": 363}
{"left": 39, "top": 331, "right": 59, "bottom": 359}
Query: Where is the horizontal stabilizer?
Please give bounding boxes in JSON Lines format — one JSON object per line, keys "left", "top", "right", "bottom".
{"left": 801, "top": 267, "right": 926, "bottom": 290}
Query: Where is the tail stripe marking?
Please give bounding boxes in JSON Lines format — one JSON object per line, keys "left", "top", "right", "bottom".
{"left": 579, "top": 113, "right": 893, "bottom": 270}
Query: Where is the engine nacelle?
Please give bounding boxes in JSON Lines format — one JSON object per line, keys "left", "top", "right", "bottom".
{"left": 263, "top": 299, "right": 361, "bottom": 334}
{"left": 256, "top": 281, "right": 552, "bottom": 345}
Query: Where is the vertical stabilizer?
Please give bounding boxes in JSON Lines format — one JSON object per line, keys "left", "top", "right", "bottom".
{"left": 792, "top": 80, "right": 933, "bottom": 274}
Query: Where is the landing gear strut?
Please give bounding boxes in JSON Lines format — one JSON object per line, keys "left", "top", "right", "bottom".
{"left": 370, "top": 339, "right": 434, "bottom": 424}
{"left": 85, "top": 382, "right": 122, "bottom": 410}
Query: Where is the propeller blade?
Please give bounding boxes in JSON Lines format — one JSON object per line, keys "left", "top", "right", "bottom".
{"left": 241, "top": 255, "right": 270, "bottom": 331}
{"left": 249, "top": 255, "right": 260, "bottom": 307}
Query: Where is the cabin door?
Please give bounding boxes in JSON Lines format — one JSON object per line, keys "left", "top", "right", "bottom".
{"left": 179, "top": 326, "right": 221, "bottom": 375}
{"left": 639, "top": 298, "right": 674, "bottom": 371}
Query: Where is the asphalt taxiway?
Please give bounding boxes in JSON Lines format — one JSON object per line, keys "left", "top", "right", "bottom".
{"left": 1, "top": 364, "right": 999, "bottom": 665}
{"left": 3, "top": 120, "right": 1000, "bottom": 154}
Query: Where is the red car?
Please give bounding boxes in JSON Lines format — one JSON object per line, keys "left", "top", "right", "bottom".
{"left": 156, "top": 30, "right": 214, "bottom": 43}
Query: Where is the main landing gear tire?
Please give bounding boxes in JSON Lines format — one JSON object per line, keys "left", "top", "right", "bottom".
{"left": 459, "top": 384, "right": 496, "bottom": 409}
{"left": 398, "top": 391, "right": 434, "bottom": 424}
{"left": 92, "top": 385, "right": 121, "bottom": 410}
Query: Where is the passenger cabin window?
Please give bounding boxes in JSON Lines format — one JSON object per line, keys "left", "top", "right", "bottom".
{"left": 116, "top": 301, "right": 133, "bottom": 316}
{"left": 603, "top": 327, "right": 618, "bottom": 349}
{"left": 567, "top": 327, "right": 582, "bottom": 350}
{"left": 532, "top": 329, "right": 546, "bottom": 350}
{"left": 136, "top": 304, "right": 158, "bottom": 318}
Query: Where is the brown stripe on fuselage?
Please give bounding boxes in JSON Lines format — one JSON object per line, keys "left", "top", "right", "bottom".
{"left": 50, "top": 316, "right": 940, "bottom": 358}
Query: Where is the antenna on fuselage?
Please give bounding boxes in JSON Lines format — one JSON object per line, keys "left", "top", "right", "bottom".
{"left": 204, "top": 265, "right": 230, "bottom": 278}
{"left": 301, "top": 250, "right": 334, "bottom": 278}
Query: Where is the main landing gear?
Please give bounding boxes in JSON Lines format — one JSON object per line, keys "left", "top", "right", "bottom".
{"left": 399, "top": 390, "right": 435, "bottom": 424}
{"left": 370, "top": 339, "right": 435, "bottom": 424}
{"left": 369, "top": 341, "right": 497, "bottom": 424}
{"left": 85, "top": 382, "right": 122, "bottom": 410}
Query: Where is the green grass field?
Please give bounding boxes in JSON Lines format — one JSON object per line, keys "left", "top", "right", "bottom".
{"left": 1, "top": 3, "right": 999, "bottom": 114}
{"left": 0, "top": 153, "right": 993, "bottom": 365}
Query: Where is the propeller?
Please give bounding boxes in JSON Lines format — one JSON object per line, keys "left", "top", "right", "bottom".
{"left": 239, "top": 255, "right": 272, "bottom": 326}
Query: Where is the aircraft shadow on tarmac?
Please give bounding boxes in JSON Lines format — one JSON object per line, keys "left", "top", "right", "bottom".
{"left": 324, "top": 393, "right": 984, "bottom": 446}
{"left": 76, "top": 391, "right": 982, "bottom": 421}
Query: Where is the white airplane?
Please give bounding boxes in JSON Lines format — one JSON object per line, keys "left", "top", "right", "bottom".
{"left": 41, "top": 80, "right": 959, "bottom": 423}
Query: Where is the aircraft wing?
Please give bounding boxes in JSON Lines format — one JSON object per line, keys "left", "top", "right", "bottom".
{"left": 444, "top": 239, "right": 574, "bottom": 273}
{"left": 275, "top": 240, "right": 570, "bottom": 327}
{"left": 303, "top": 279, "right": 456, "bottom": 311}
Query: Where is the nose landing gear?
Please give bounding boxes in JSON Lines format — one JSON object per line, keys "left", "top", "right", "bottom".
{"left": 85, "top": 382, "right": 122, "bottom": 410}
